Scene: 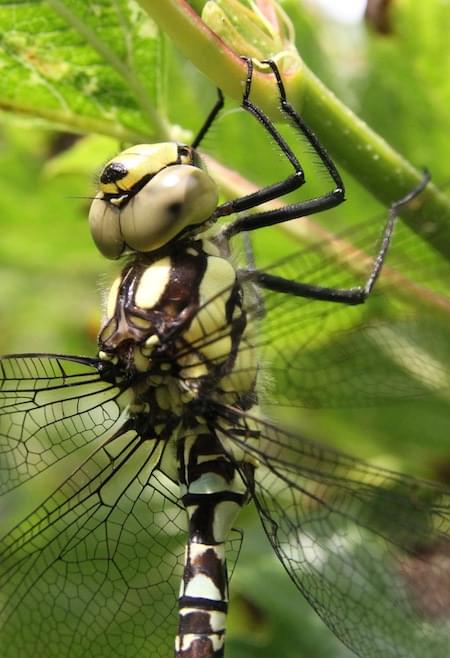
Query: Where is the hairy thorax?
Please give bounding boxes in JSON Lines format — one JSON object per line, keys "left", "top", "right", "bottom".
{"left": 97, "top": 238, "right": 258, "bottom": 430}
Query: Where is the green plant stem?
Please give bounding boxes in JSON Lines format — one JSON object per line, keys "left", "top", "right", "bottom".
{"left": 138, "top": 0, "right": 450, "bottom": 258}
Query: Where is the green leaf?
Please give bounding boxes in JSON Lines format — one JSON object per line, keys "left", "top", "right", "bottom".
{"left": 0, "top": 0, "right": 168, "bottom": 140}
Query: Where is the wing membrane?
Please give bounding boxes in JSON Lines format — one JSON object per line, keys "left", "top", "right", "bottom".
{"left": 0, "top": 355, "right": 124, "bottom": 493}
{"left": 0, "top": 425, "right": 186, "bottom": 658}
{"left": 252, "top": 219, "right": 450, "bottom": 406}
{"left": 175, "top": 219, "right": 450, "bottom": 408}
{"left": 216, "top": 404, "right": 450, "bottom": 658}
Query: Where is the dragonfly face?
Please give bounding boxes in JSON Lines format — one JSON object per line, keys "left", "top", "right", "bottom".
{"left": 89, "top": 142, "right": 218, "bottom": 258}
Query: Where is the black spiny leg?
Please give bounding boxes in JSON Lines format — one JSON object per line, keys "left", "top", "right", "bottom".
{"left": 214, "top": 57, "right": 307, "bottom": 221}
{"left": 218, "top": 58, "right": 345, "bottom": 238}
{"left": 245, "top": 172, "right": 430, "bottom": 305}
{"left": 192, "top": 88, "right": 225, "bottom": 149}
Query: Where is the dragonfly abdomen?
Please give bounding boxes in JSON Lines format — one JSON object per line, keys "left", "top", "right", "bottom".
{"left": 175, "top": 428, "right": 250, "bottom": 658}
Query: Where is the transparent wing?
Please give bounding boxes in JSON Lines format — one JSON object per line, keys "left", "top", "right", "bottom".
{"left": 0, "top": 425, "right": 187, "bottom": 658}
{"left": 251, "top": 218, "right": 450, "bottom": 407}
{"left": 180, "top": 222, "right": 450, "bottom": 408}
{"left": 1, "top": 211, "right": 448, "bottom": 658}
{"left": 0, "top": 354, "right": 124, "bottom": 492}
{"left": 216, "top": 405, "right": 450, "bottom": 658}
{"left": 183, "top": 216, "right": 449, "bottom": 408}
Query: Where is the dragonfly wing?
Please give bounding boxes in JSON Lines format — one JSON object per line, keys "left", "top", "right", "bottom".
{"left": 257, "top": 295, "right": 449, "bottom": 408}
{"left": 216, "top": 405, "right": 450, "bottom": 658}
{"left": 188, "top": 220, "right": 450, "bottom": 409}
{"left": 0, "top": 354, "right": 125, "bottom": 493}
{"left": 0, "top": 425, "right": 186, "bottom": 658}
{"left": 241, "top": 217, "right": 450, "bottom": 407}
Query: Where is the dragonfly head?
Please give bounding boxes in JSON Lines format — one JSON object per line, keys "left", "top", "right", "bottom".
{"left": 89, "top": 142, "right": 218, "bottom": 259}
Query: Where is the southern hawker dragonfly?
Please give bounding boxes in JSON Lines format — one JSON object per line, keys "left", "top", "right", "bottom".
{"left": 1, "top": 59, "right": 449, "bottom": 658}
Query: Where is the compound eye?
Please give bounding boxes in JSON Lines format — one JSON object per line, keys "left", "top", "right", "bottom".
{"left": 120, "top": 165, "right": 218, "bottom": 252}
{"left": 88, "top": 192, "right": 125, "bottom": 259}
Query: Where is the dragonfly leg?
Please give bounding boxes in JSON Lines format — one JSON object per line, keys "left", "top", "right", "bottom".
{"left": 192, "top": 88, "right": 225, "bottom": 149}
{"left": 242, "top": 171, "right": 430, "bottom": 305}
{"left": 218, "top": 57, "right": 345, "bottom": 237}
{"left": 214, "top": 57, "right": 308, "bottom": 224}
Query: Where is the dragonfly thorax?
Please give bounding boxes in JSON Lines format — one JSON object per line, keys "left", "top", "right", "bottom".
{"left": 98, "top": 238, "right": 258, "bottom": 407}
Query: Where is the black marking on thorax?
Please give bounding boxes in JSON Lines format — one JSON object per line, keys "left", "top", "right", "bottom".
{"left": 98, "top": 241, "right": 208, "bottom": 358}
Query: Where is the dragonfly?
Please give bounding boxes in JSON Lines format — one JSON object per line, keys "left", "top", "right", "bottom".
{"left": 0, "top": 58, "right": 449, "bottom": 658}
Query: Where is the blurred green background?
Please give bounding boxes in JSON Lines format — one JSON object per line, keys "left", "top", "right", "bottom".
{"left": 0, "top": 1, "right": 449, "bottom": 657}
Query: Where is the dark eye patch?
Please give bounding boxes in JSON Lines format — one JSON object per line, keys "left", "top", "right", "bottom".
{"left": 101, "top": 161, "right": 128, "bottom": 184}
{"left": 167, "top": 202, "right": 183, "bottom": 218}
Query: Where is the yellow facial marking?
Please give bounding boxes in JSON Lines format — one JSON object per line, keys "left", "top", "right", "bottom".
{"left": 100, "top": 143, "right": 180, "bottom": 195}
